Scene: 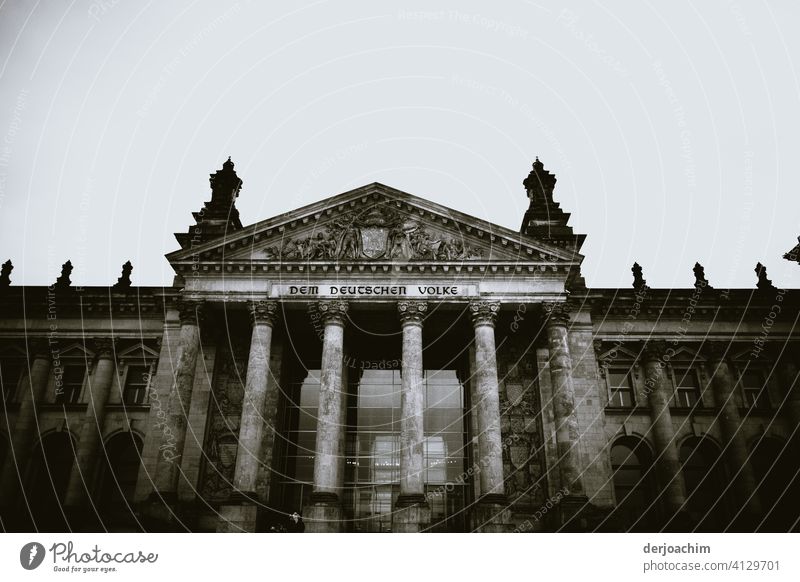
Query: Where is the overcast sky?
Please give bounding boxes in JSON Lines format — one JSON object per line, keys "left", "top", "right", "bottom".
{"left": 0, "top": 0, "right": 798, "bottom": 289}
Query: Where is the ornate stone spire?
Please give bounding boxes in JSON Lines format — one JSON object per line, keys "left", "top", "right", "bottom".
{"left": 693, "top": 262, "right": 711, "bottom": 289}
{"left": 519, "top": 157, "right": 586, "bottom": 290}
{"left": 175, "top": 157, "right": 244, "bottom": 249}
{"left": 520, "top": 157, "right": 570, "bottom": 239}
{"left": 112, "top": 261, "right": 133, "bottom": 290}
{"left": 755, "top": 262, "right": 775, "bottom": 291}
{"left": 55, "top": 260, "right": 73, "bottom": 289}
{"left": 631, "top": 262, "right": 648, "bottom": 291}
{"left": 0, "top": 260, "right": 12, "bottom": 287}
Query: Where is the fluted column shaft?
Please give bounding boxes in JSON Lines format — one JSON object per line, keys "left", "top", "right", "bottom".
{"left": 469, "top": 301, "right": 505, "bottom": 499}
{"left": 232, "top": 301, "right": 279, "bottom": 497}
{"left": 153, "top": 300, "right": 203, "bottom": 497}
{"left": 543, "top": 302, "right": 585, "bottom": 497}
{"left": 64, "top": 339, "right": 116, "bottom": 507}
{"left": 706, "top": 345, "right": 762, "bottom": 520}
{"left": 311, "top": 300, "right": 348, "bottom": 499}
{"left": 0, "top": 342, "right": 51, "bottom": 501}
{"left": 641, "top": 342, "right": 686, "bottom": 514}
{"left": 397, "top": 301, "right": 427, "bottom": 503}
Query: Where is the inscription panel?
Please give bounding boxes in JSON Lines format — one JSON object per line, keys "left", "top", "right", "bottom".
{"left": 270, "top": 283, "right": 478, "bottom": 298}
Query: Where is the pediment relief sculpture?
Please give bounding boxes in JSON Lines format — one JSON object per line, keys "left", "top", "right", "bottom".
{"left": 261, "top": 204, "right": 484, "bottom": 262}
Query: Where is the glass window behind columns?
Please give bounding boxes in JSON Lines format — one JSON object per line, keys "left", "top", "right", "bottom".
{"left": 276, "top": 369, "right": 321, "bottom": 520}
{"left": 343, "top": 369, "right": 468, "bottom": 533}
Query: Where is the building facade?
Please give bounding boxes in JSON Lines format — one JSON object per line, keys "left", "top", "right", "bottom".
{"left": 0, "top": 158, "right": 798, "bottom": 533}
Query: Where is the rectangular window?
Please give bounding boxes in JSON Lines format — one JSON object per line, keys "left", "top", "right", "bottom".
{"left": 741, "top": 370, "right": 770, "bottom": 410}
{"left": 0, "top": 360, "right": 23, "bottom": 403}
{"left": 56, "top": 365, "right": 85, "bottom": 404}
{"left": 673, "top": 368, "right": 702, "bottom": 408}
{"left": 607, "top": 368, "right": 635, "bottom": 407}
{"left": 123, "top": 365, "right": 151, "bottom": 405}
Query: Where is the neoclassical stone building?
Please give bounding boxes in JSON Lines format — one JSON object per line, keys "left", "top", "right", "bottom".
{"left": 0, "top": 158, "right": 798, "bottom": 533}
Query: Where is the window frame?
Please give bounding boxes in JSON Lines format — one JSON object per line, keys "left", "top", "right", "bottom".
{"left": 669, "top": 365, "right": 704, "bottom": 409}
{"left": 119, "top": 362, "right": 154, "bottom": 405}
{"left": 604, "top": 365, "right": 637, "bottom": 408}
{"left": 54, "top": 362, "right": 87, "bottom": 405}
{"left": 736, "top": 365, "right": 772, "bottom": 410}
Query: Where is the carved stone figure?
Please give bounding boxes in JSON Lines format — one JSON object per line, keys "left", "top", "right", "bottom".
{"left": 256, "top": 204, "right": 485, "bottom": 262}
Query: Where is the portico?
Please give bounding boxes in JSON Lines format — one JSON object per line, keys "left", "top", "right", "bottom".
{"left": 152, "top": 176, "right": 585, "bottom": 532}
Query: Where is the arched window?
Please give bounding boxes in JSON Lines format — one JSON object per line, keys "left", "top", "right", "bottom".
{"left": 750, "top": 436, "right": 798, "bottom": 531}
{"left": 26, "top": 432, "right": 76, "bottom": 531}
{"left": 96, "top": 432, "right": 143, "bottom": 529}
{"left": 680, "top": 437, "right": 729, "bottom": 531}
{"left": 610, "top": 438, "right": 657, "bottom": 531}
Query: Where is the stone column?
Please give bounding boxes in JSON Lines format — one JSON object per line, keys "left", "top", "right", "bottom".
{"left": 641, "top": 341, "right": 687, "bottom": 522}
{"left": 217, "top": 301, "right": 279, "bottom": 532}
{"left": 0, "top": 341, "right": 51, "bottom": 507}
{"left": 542, "top": 302, "right": 590, "bottom": 530}
{"left": 150, "top": 300, "right": 204, "bottom": 505}
{"left": 543, "top": 302, "right": 585, "bottom": 498}
{"left": 394, "top": 300, "right": 430, "bottom": 532}
{"left": 705, "top": 342, "right": 762, "bottom": 528}
{"left": 304, "top": 300, "right": 348, "bottom": 533}
{"left": 469, "top": 300, "right": 510, "bottom": 532}
{"left": 64, "top": 338, "right": 117, "bottom": 513}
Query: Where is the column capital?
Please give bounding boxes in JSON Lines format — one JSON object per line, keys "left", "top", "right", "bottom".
{"left": 542, "top": 301, "right": 570, "bottom": 327}
{"left": 397, "top": 300, "right": 427, "bottom": 326}
{"left": 178, "top": 299, "right": 205, "bottom": 326}
{"left": 317, "top": 300, "right": 349, "bottom": 326}
{"left": 469, "top": 300, "right": 500, "bottom": 327}
{"left": 92, "top": 337, "right": 116, "bottom": 360}
{"left": 642, "top": 340, "right": 668, "bottom": 362}
{"left": 248, "top": 300, "right": 279, "bottom": 326}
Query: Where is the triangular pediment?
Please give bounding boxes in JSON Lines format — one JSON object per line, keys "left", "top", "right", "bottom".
{"left": 167, "top": 183, "right": 582, "bottom": 271}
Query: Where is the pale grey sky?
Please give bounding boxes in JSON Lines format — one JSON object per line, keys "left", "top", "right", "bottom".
{"left": 0, "top": 0, "right": 798, "bottom": 289}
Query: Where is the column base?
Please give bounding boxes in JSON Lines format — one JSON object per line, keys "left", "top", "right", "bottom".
{"left": 473, "top": 494, "right": 512, "bottom": 533}
{"left": 393, "top": 494, "right": 430, "bottom": 533}
{"left": 303, "top": 492, "right": 342, "bottom": 533}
